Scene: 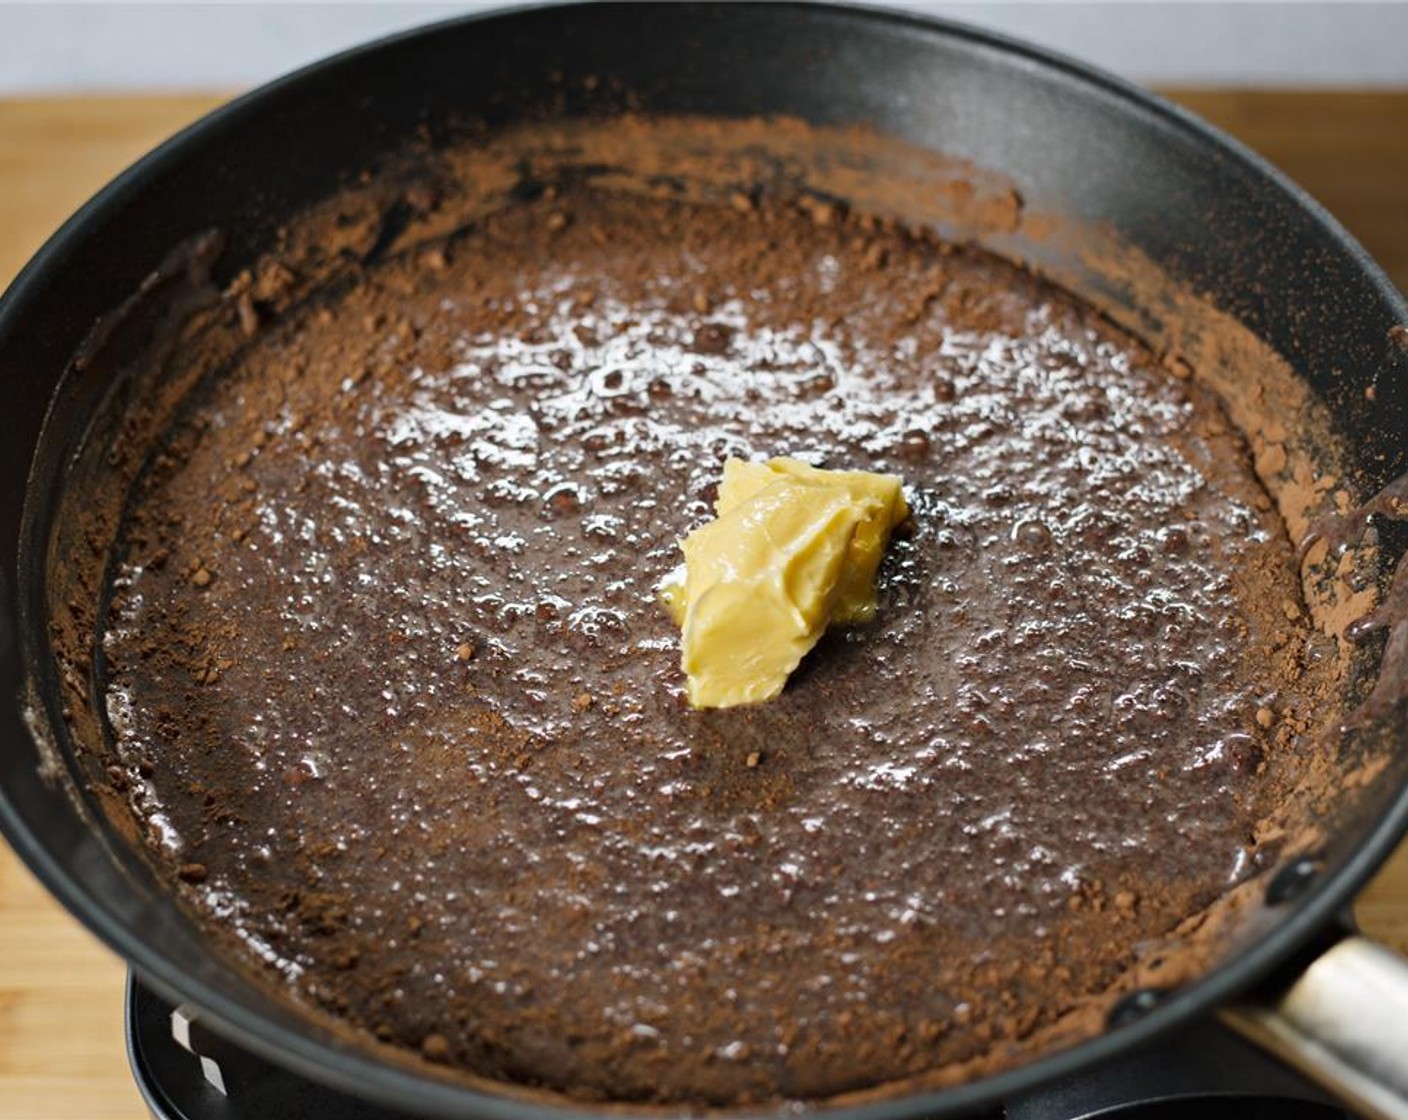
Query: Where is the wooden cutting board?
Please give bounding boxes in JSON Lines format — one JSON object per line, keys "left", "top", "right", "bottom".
{"left": 0, "top": 92, "right": 1405, "bottom": 1120}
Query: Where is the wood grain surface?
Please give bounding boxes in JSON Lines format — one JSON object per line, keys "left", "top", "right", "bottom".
{"left": 0, "top": 92, "right": 1405, "bottom": 1120}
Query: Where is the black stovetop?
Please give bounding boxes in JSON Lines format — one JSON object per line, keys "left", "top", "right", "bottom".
{"left": 125, "top": 973, "right": 1351, "bottom": 1120}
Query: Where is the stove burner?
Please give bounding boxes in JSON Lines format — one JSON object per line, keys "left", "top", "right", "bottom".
{"left": 127, "top": 975, "right": 422, "bottom": 1120}
{"left": 125, "top": 973, "right": 1352, "bottom": 1120}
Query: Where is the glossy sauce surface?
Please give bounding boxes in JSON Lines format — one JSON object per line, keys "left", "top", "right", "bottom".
{"left": 103, "top": 190, "right": 1328, "bottom": 1104}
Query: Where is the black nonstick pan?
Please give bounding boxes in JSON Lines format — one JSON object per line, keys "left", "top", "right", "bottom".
{"left": 3, "top": 4, "right": 1408, "bottom": 1118}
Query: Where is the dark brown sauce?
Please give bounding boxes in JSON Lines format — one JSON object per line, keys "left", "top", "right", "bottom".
{"left": 101, "top": 188, "right": 1341, "bottom": 1104}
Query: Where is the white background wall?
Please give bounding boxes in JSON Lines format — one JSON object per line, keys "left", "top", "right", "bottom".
{"left": 1, "top": 1, "right": 1406, "bottom": 94}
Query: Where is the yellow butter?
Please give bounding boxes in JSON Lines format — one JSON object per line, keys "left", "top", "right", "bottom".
{"left": 661, "top": 457, "right": 908, "bottom": 709}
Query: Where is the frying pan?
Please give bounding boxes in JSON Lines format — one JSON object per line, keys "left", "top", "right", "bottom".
{"left": 3, "top": 3, "right": 1408, "bottom": 1118}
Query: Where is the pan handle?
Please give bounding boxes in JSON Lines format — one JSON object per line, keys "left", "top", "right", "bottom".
{"left": 1222, "top": 935, "right": 1408, "bottom": 1120}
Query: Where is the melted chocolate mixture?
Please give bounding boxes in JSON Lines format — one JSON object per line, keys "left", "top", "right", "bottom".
{"left": 102, "top": 189, "right": 1334, "bottom": 1104}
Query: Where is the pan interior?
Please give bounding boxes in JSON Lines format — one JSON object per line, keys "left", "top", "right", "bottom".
{"left": 33, "top": 111, "right": 1405, "bottom": 1109}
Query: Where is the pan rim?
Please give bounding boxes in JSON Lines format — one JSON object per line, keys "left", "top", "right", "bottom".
{"left": 2, "top": 3, "right": 1406, "bottom": 1118}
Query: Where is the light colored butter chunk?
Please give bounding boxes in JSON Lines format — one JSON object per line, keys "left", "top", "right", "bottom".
{"left": 661, "top": 457, "right": 908, "bottom": 709}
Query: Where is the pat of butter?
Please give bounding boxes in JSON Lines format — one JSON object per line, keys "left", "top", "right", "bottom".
{"left": 661, "top": 457, "right": 908, "bottom": 709}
